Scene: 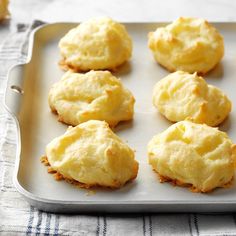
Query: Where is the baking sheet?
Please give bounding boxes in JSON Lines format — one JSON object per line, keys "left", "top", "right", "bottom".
{"left": 5, "top": 22, "right": 236, "bottom": 213}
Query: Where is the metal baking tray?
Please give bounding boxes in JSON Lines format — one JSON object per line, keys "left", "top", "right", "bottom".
{"left": 4, "top": 22, "right": 236, "bottom": 213}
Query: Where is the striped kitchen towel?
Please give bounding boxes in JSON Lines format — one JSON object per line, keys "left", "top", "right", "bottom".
{"left": 1, "top": 20, "right": 236, "bottom": 236}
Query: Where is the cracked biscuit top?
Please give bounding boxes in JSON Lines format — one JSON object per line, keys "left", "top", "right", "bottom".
{"left": 152, "top": 71, "right": 231, "bottom": 126}
{"left": 148, "top": 121, "right": 236, "bottom": 192}
{"left": 48, "top": 70, "right": 135, "bottom": 127}
{"left": 59, "top": 17, "right": 132, "bottom": 71}
{"left": 46, "top": 120, "right": 139, "bottom": 188}
{"left": 148, "top": 17, "right": 224, "bottom": 74}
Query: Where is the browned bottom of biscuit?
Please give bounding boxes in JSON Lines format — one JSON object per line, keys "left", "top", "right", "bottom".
{"left": 49, "top": 107, "right": 76, "bottom": 126}
{"left": 58, "top": 58, "right": 127, "bottom": 73}
{"left": 155, "top": 60, "right": 210, "bottom": 76}
{"left": 155, "top": 170, "right": 233, "bottom": 193}
{"left": 0, "top": 13, "right": 10, "bottom": 22}
{"left": 40, "top": 156, "right": 137, "bottom": 189}
{"left": 49, "top": 106, "right": 133, "bottom": 128}
{"left": 41, "top": 156, "right": 97, "bottom": 188}
{"left": 58, "top": 59, "right": 78, "bottom": 72}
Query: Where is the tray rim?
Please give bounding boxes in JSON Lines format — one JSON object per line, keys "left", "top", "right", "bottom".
{"left": 4, "top": 21, "right": 236, "bottom": 212}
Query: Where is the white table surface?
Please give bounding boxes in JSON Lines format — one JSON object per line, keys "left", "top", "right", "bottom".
{"left": 9, "top": 0, "right": 236, "bottom": 23}
{"left": 1, "top": 1, "right": 236, "bottom": 235}
{"left": 0, "top": 0, "right": 234, "bottom": 44}
{"left": 0, "top": 0, "right": 234, "bottom": 42}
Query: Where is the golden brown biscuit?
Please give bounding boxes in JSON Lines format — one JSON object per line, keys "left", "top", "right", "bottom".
{"left": 0, "top": 0, "right": 9, "bottom": 20}
{"left": 148, "top": 17, "right": 224, "bottom": 74}
{"left": 59, "top": 17, "right": 132, "bottom": 71}
{"left": 152, "top": 71, "right": 231, "bottom": 126}
{"left": 45, "top": 120, "right": 139, "bottom": 188}
{"left": 48, "top": 70, "right": 135, "bottom": 127}
{"left": 148, "top": 121, "right": 236, "bottom": 192}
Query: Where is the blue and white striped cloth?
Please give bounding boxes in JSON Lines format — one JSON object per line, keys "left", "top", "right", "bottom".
{"left": 1, "top": 21, "right": 236, "bottom": 236}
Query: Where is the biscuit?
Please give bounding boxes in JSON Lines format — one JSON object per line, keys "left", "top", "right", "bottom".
{"left": 45, "top": 120, "right": 139, "bottom": 188}
{"left": 152, "top": 71, "right": 231, "bottom": 126}
{"left": 0, "top": 0, "right": 9, "bottom": 20}
{"left": 48, "top": 70, "right": 135, "bottom": 127}
{"left": 148, "top": 121, "right": 236, "bottom": 192}
{"left": 59, "top": 17, "right": 132, "bottom": 71}
{"left": 148, "top": 17, "right": 224, "bottom": 74}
